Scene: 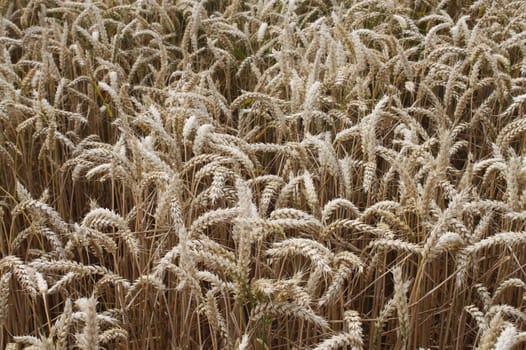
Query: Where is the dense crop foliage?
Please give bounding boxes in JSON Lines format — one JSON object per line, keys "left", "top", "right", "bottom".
{"left": 1, "top": 0, "right": 526, "bottom": 349}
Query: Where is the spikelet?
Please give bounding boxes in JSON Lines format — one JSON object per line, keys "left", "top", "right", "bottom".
{"left": 0, "top": 256, "right": 38, "bottom": 297}
{"left": 269, "top": 208, "right": 324, "bottom": 236}
{"left": 189, "top": 207, "right": 241, "bottom": 237}
{"left": 12, "top": 335, "right": 54, "bottom": 350}
{"left": 374, "top": 298, "right": 397, "bottom": 345}
{"left": 99, "top": 328, "right": 127, "bottom": 345}
{"left": 426, "top": 232, "right": 464, "bottom": 261}
{"left": 257, "top": 22, "right": 268, "bottom": 42}
{"left": 125, "top": 275, "right": 166, "bottom": 309}
{"left": 304, "top": 133, "right": 341, "bottom": 177}
{"left": 492, "top": 324, "right": 518, "bottom": 350}
{"left": 259, "top": 179, "right": 284, "bottom": 217}
{"left": 193, "top": 123, "right": 214, "bottom": 155}
{"left": 322, "top": 198, "right": 360, "bottom": 224}
{"left": 14, "top": 182, "right": 70, "bottom": 236}
{"left": 310, "top": 311, "right": 363, "bottom": 349}
{"left": 492, "top": 278, "right": 526, "bottom": 304}
{"left": 303, "top": 170, "right": 319, "bottom": 216}
{"left": 267, "top": 238, "right": 333, "bottom": 275}
{"left": 82, "top": 208, "right": 139, "bottom": 258}
{"left": 53, "top": 298, "right": 73, "bottom": 350}
{"left": 465, "top": 232, "right": 526, "bottom": 254}
{"left": 75, "top": 296, "right": 99, "bottom": 350}
{"left": 237, "top": 333, "right": 250, "bottom": 350}
{"left": 251, "top": 301, "right": 329, "bottom": 330}
{"left": 0, "top": 272, "right": 11, "bottom": 326}
{"left": 233, "top": 178, "right": 258, "bottom": 302}
{"left": 311, "top": 332, "right": 362, "bottom": 350}
{"left": 344, "top": 310, "right": 363, "bottom": 341}
{"left": 393, "top": 267, "right": 410, "bottom": 347}
{"left": 325, "top": 253, "right": 362, "bottom": 302}
{"left": 200, "top": 289, "right": 232, "bottom": 348}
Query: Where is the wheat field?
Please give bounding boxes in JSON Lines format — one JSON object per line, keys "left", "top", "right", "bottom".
{"left": 0, "top": 0, "right": 525, "bottom": 349}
